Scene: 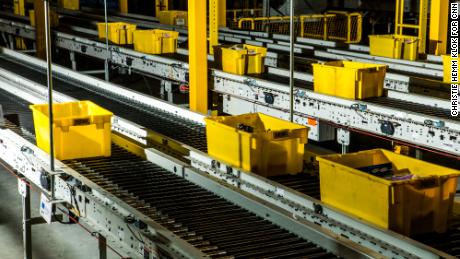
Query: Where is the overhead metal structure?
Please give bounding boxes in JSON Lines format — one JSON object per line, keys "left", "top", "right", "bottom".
{"left": 0, "top": 3, "right": 459, "bottom": 259}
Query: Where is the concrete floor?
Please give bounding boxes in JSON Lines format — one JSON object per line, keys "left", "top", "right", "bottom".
{"left": 0, "top": 166, "right": 119, "bottom": 259}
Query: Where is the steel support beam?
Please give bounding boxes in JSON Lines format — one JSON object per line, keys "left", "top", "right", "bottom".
{"left": 33, "top": 0, "right": 46, "bottom": 59}
{"left": 119, "top": 0, "right": 128, "bottom": 13}
{"left": 188, "top": 0, "right": 208, "bottom": 114}
{"left": 209, "top": 0, "right": 219, "bottom": 54}
{"left": 418, "top": 0, "right": 428, "bottom": 54}
{"left": 218, "top": 0, "right": 226, "bottom": 27}
{"left": 22, "top": 181, "right": 32, "bottom": 259}
{"left": 429, "top": 0, "right": 449, "bottom": 55}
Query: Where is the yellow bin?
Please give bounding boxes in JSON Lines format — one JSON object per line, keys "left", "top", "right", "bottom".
{"left": 369, "top": 34, "right": 419, "bottom": 61}
{"left": 58, "top": 0, "right": 79, "bottom": 10}
{"left": 317, "top": 149, "right": 460, "bottom": 236}
{"left": 158, "top": 10, "right": 188, "bottom": 26}
{"left": 442, "top": 55, "right": 459, "bottom": 83}
{"left": 205, "top": 113, "right": 308, "bottom": 177}
{"left": 312, "top": 61, "right": 387, "bottom": 100}
{"left": 133, "top": 29, "right": 179, "bottom": 54}
{"left": 97, "top": 22, "right": 137, "bottom": 45}
{"left": 30, "top": 101, "right": 113, "bottom": 160}
{"left": 221, "top": 44, "right": 267, "bottom": 75}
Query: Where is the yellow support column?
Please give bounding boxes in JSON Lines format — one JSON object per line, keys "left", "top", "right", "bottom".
{"left": 188, "top": 0, "right": 208, "bottom": 114}
{"left": 418, "top": 0, "right": 428, "bottom": 54}
{"left": 155, "top": 0, "right": 168, "bottom": 16}
{"left": 119, "top": 0, "right": 128, "bottom": 13}
{"left": 429, "top": 0, "right": 449, "bottom": 55}
{"left": 218, "top": 0, "right": 226, "bottom": 27}
{"left": 14, "top": 0, "right": 26, "bottom": 49}
{"left": 34, "top": 0, "right": 46, "bottom": 59}
{"left": 209, "top": 0, "right": 219, "bottom": 54}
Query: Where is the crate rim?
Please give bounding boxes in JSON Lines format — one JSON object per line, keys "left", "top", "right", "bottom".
{"left": 29, "top": 100, "right": 114, "bottom": 118}
{"left": 317, "top": 148, "right": 460, "bottom": 186}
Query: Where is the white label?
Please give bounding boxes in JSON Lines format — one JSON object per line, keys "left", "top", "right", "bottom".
{"left": 18, "top": 179, "right": 27, "bottom": 198}
{"left": 117, "top": 229, "right": 124, "bottom": 241}
{"left": 275, "top": 187, "right": 285, "bottom": 197}
{"left": 138, "top": 243, "right": 144, "bottom": 256}
{"left": 176, "top": 18, "right": 185, "bottom": 26}
{"left": 39, "top": 193, "right": 53, "bottom": 224}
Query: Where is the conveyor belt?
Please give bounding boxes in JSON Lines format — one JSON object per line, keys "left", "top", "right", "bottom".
{"left": 0, "top": 55, "right": 208, "bottom": 152}
{"left": 63, "top": 145, "right": 338, "bottom": 258}
{"left": 0, "top": 97, "right": 337, "bottom": 258}
{"left": 0, "top": 87, "right": 35, "bottom": 132}
{"left": 366, "top": 97, "right": 459, "bottom": 122}
{"left": 269, "top": 174, "right": 320, "bottom": 199}
{"left": 1, "top": 55, "right": 460, "bottom": 257}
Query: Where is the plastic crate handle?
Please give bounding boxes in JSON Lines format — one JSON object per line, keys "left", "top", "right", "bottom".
{"left": 270, "top": 129, "right": 307, "bottom": 143}
{"left": 73, "top": 118, "right": 91, "bottom": 126}
{"left": 413, "top": 177, "right": 440, "bottom": 189}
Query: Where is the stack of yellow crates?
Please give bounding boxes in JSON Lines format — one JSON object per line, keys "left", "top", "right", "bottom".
{"left": 158, "top": 11, "right": 188, "bottom": 26}
{"left": 220, "top": 44, "right": 267, "bottom": 75}
{"left": 97, "top": 22, "right": 137, "bottom": 45}
{"left": 133, "top": 29, "right": 179, "bottom": 54}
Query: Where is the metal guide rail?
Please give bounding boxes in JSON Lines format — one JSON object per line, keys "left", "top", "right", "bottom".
{"left": 0, "top": 83, "right": 375, "bottom": 259}
{"left": 50, "top": 9, "right": 444, "bottom": 73}
{"left": 0, "top": 15, "right": 445, "bottom": 92}
{"left": 1, "top": 42, "right": 458, "bottom": 154}
{"left": 1, "top": 45, "right": 456, "bottom": 154}
{"left": 0, "top": 49, "right": 456, "bottom": 259}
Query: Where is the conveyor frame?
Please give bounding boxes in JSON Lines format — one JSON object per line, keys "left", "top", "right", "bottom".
{"left": 0, "top": 48, "right": 456, "bottom": 258}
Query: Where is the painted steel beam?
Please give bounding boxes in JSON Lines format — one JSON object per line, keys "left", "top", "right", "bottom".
{"left": 188, "top": 0, "right": 208, "bottom": 114}
{"left": 429, "top": 0, "right": 449, "bottom": 55}
{"left": 119, "top": 0, "right": 128, "bottom": 13}
{"left": 33, "top": 0, "right": 46, "bottom": 59}
{"left": 209, "top": 0, "right": 219, "bottom": 54}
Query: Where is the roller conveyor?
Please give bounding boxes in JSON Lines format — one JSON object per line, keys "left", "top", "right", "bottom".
{"left": 1, "top": 52, "right": 459, "bottom": 257}
{"left": 0, "top": 55, "right": 208, "bottom": 152}
{"left": 0, "top": 89, "right": 338, "bottom": 258}
{"left": 63, "top": 145, "right": 338, "bottom": 259}
{"left": 366, "top": 97, "right": 459, "bottom": 122}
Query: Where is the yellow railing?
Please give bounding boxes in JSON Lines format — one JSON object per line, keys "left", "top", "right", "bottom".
{"left": 237, "top": 12, "right": 363, "bottom": 44}
{"left": 227, "top": 8, "right": 263, "bottom": 29}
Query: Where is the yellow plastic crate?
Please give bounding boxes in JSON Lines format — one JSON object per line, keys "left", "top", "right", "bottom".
{"left": 30, "top": 101, "right": 113, "bottom": 160}
{"left": 158, "top": 10, "right": 188, "bottom": 26}
{"left": 317, "top": 149, "right": 460, "bottom": 236}
{"left": 133, "top": 29, "right": 179, "bottom": 54}
{"left": 58, "top": 0, "right": 79, "bottom": 10}
{"left": 220, "top": 44, "right": 267, "bottom": 75}
{"left": 312, "top": 61, "right": 387, "bottom": 100}
{"left": 97, "top": 22, "right": 137, "bottom": 45}
{"left": 205, "top": 113, "right": 308, "bottom": 177}
{"left": 369, "top": 34, "right": 419, "bottom": 61}
{"left": 442, "top": 55, "right": 459, "bottom": 83}
{"left": 29, "top": 10, "right": 59, "bottom": 28}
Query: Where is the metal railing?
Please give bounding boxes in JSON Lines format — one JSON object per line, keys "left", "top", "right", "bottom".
{"left": 226, "top": 8, "right": 263, "bottom": 29}
{"left": 237, "top": 12, "right": 362, "bottom": 44}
